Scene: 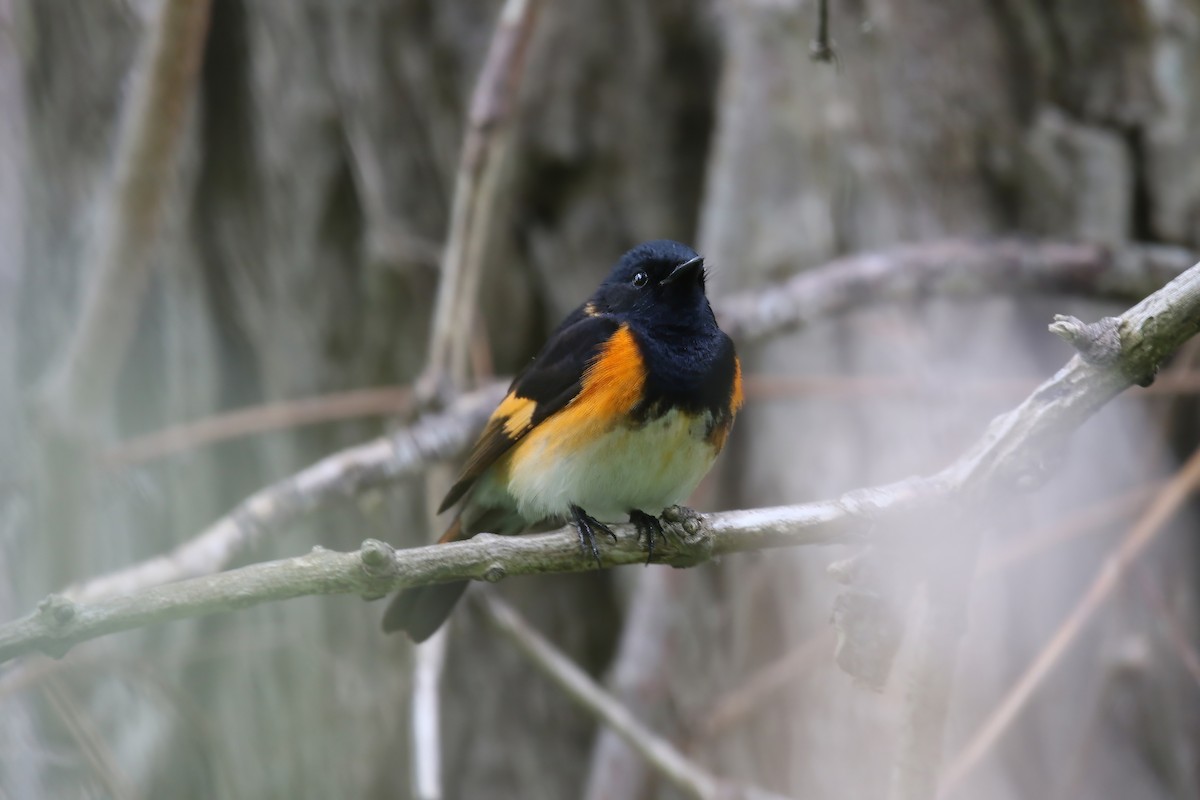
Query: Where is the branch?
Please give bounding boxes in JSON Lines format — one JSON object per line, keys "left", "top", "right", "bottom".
{"left": 410, "top": 628, "right": 449, "bottom": 800}
{"left": 582, "top": 569, "right": 683, "bottom": 800}
{"left": 3, "top": 258, "right": 1197, "bottom": 663}
{"left": 719, "top": 239, "right": 1195, "bottom": 343}
{"left": 696, "top": 632, "right": 832, "bottom": 739}
{"left": 64, "top": 385, "right": 504, "bottom": 604}
{"left": 476, "top": 594, "right": 795, "bottom": 800}
{"left": 406, "top": 3, "right": 543, "bottom": 793}
{"left": 38, "top": 0, "right": 212, "bottom": 428}
{"left": 104, "top": 386, "right": 413, "bottom": 467}
{"left": 420, "top": 0, "right": 543, "bottom": 400}
{"left": 810, "top": 0, "right": 836, "bottom": 63}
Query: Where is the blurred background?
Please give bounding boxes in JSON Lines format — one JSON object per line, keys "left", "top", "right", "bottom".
{"left": 1, "top": 0, "right": 1199, "bottom": 798}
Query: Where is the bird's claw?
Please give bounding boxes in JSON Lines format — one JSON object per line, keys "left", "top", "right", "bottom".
{"left": 629, "top": 509, "right": 666, "bottom": 565}
{"left": 570, "top": 505, "right": 615, "bottom": 569}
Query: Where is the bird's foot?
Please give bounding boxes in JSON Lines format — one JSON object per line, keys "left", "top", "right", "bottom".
{"left": 570, "top": 504, "right": 616, "bottom": 568}
{"left": 629, "top": 509, "right": 666, "bottom": 565}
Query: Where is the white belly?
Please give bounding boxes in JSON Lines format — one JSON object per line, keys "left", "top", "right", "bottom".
{"left": 503, "top": 408, "right": 718, "bottom": 523}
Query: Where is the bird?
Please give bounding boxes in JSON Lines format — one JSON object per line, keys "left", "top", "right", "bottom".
{"left": 382, "top": 239, "right": 743, "bottom": 641}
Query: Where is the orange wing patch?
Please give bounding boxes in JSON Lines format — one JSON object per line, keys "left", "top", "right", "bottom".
{"left": 497, "top": 393, "right": 536, "bottom": 438}
{"left": 438, "top": 391, "right": 535, "bottom": 513}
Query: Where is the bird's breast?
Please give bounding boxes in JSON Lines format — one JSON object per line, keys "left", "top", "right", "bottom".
{"left": 502, "top": 406, "right": 722, "bottom": 523}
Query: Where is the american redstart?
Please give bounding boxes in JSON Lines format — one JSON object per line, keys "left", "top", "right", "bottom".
{"left": 383, "top": 240, "right": 742, "bottom": 641}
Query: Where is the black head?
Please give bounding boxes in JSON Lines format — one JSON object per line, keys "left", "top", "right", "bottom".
{"left": 588, "top": 240, "right": 713, "bottom": 330}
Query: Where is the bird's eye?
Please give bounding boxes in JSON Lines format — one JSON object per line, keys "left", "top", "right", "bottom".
{"left": 632, "top": 271, "right": 649, "bottom": 287}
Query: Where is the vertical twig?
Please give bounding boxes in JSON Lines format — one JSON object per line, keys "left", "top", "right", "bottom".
{"left": 695, "top": 630, "right": 832, "bottom": 739}
{"left": 411, "top": 627, "right": 449, "bottom": 800}
{"left": 581, "top": 569, "right": 682, "bottom": 800}
{"left": 1138, "top": 569, "right": 1200, "bottom": 689}
{"left": 39, "top": 0, "right": 212, "bottom": 429}
{"left": 477, "top": 593, "right": 797, "bottom": 800}
{"left": 419, "top": 0, "right": 543, "bottom": 402}
{"left": 810, "top": 0, "right": 836, "bottom": 63}
{"left": 477, "top": 591, "right": 716, "bottom": 800}
{"left": 407, "top": 0, "right": 542, "bottom": 794}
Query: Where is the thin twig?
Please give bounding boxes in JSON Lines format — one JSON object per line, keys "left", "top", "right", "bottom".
{"left": 67, "top": 384, "right": 504, "bottom": 604}
{"left": 810, "top": 0, "right": 836, "bottom": 63}
{"left": 718, "top": 239, "right": 1196, "bottom": 343}
{"left": 694, "top": 630, "right": 833, "bottom": 740}
{"left": 409, "top": 2, "right": 541, "bottom": 790}
{"left": 411, "top": 627, "right": 449, "bottom": 800}
{"left": 38, "top": 0, "right": 212, "bottom": 428}
{"left": 476, "top": 593, "right": 795, "bottom": 800}
{"left": 104, "top": 387, "right": 413, "bottom": 467}
{"left": 1138, "top": 569, "right": 1200, "bottom": 689}
{"left": 941, "top": 442, "right": 1200, "bottom": 794}
{"left": 979, "top": 482, "right": 1161, "bottom": 575}
{"left": 98, "top": 369, "right": 1200, "bottom": 470}
{"left": 420, "top": 0, "right": 543, "bottom": 401}
{"left": 750, "top": 372, "right": 1200, "bottom": 401}
{"left": 582, "top": 569, "right": 683, "bottom": 800}
{"left": 42, "top": 676, "right": 136, "bottom": 800}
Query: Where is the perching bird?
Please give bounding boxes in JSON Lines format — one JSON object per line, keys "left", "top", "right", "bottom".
{"left": 382, "top": 240, "right": 742, "bottom": 641}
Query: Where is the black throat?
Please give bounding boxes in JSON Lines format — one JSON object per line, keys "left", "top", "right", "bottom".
{"left": 628, "top": 317, "right": 737, "bottom": 421}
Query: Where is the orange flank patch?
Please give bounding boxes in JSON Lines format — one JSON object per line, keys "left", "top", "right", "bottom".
{"left": 730, "top": 356, "right": 745, "bottom": 414}
{"left": 577, "top": 324, "right": 646, "bottom": 420}
{"left": 707, "top": 416, "right": 733, "bottom": 452}
{"left": 505, "top": 324, "right": 646, "bottom": 475}
{"left": 707, "top": 357, "right": 743, "bottom": 452}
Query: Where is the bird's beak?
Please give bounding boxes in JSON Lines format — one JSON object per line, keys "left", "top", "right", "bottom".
{"left": 661, "top": 255, "right": 705, "bottom": 286}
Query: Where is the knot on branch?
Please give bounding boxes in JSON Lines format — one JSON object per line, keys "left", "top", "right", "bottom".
{"left": 359, "top": 539, "right": 399, "bottom": 599}
{"left": 659, "top": 505, "right": 713, "bottom": 567}
{"left": 37, "top": 594, "right": 77, "bottom": 627}
{"left": 1049, "top": 314, "right": 1123, "bottom": 366}
{"left": 359, "top": 539, "right": 394, "bottom": 573}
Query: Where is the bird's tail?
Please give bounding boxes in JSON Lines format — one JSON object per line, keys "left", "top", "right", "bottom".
{"left": 381, "top": 517, "right": 468, "bottom": 641}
